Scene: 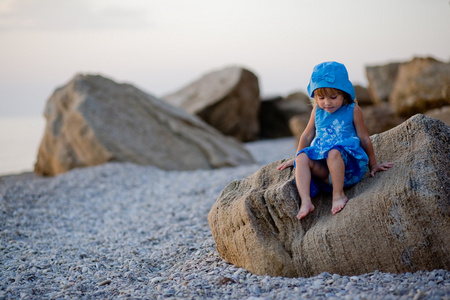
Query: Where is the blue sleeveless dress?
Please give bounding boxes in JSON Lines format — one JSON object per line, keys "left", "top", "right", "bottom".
{"left": 296, "top": 103, "right": 369, "bottom": 197}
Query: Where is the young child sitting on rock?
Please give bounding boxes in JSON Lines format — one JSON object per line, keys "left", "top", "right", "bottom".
{"left": 277, "top": 61, "right": 393, "bottom": 220}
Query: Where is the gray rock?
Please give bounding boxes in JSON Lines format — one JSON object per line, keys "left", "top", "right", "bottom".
{"left": 360, "top": 103, "right": 406, "bottom": 135}
{"left": 164, "top": 66, "right": 260, "bottom": 142}
{"left": 390, "top": 57, "right": 450, "bottom": 117}
{"left": 354, "top": 85, "right": 374, "bottom": 106}
{"left": 259, "top": 91, "right": 312, "bottom": 140}
{"left": 208, "top": 114, "right": 450, "bottom": 277}
{"left": 35, "top": 74, "right": 255, "bottom": 175}
{"left": 366, "top": 61, "right": 401, "bottom": 104}
{"left": 425, "top": 105, "right": 450, "bottom": 127}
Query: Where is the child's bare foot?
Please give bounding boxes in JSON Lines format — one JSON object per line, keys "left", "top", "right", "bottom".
{"left": 297, "top": 202, "right": 315, "bottom": 220}
{"left": 331, "top": 195, "right": 348, "bottom": 215}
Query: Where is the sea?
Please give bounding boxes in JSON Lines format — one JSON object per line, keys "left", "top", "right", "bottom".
{"left": 0, "top": 116, "right": 46, "bottom": 176}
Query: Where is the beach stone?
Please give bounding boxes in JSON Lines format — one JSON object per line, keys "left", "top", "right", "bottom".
{"left": 360, "top": 103, "right": 406, "bottom": 135}
{"left": 277, "top": 91, "right": 312, "bottom": 116}
{"left": 354, "top": 85, "right": 373, "bottom": 106}
{"left": 425, "top": 105, "right": 450, "bottom": 126}
{"left": 208, "top": 114, "right": 450, "bottom": 277}
{"left": 259, "top": 92, "right": 311, "bottom": 139}
{"left": 258, "top": 96, "right": 293, "bottom": 139}
{"left": 163, "top": 66, "right": 260, "bottom": 142}
{"left": 390, "top": 57, "right": 450, "bottom": 117}
{"left": 35, "top": 74, "right": 255, "bottom": 176}
{"left": 288, "top": 114, "right": 310, "bottom": 142}
{"left": 366, "top": 61, "right": 401, "bottom": 104}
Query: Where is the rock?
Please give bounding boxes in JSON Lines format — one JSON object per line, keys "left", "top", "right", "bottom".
{"left": 259, "top": 97, "right": 292, "bottom": 139}
{"left": 35, "top": 74, "right": 255, "bottom": 176}
{"left": 425, "top": 105, "right": 450, "bottom": 126}
{"left": 163, "top": 66, "right": 260, "bottom": 142}
{"left": 208, "top": 114, "right": 450, "bottom": 277}
{"left": 279, "top": 92, "right": 312, "bottom": 117}
{"left": 259, "top": 92, "right": 311, "bottom": 139}
{"left": 288, "top": 114, "right": 310, "bottom": 142}
{"left": 360, "top": 103, "right": 406, "bottom": 135}
{"left": 366, "top": 62, "right": 401, "bottom": 104}
{"left": 354, "top": 85, "right": 373, "bottom": 106}
{"left": 390, "top": 57, "right": 450, "bottom": 117}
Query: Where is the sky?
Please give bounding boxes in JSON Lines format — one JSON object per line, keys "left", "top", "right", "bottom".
{"left": 0, "top": 0, "right": 449, "bottom": 117}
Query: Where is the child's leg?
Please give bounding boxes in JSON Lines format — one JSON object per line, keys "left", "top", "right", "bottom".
{"left": 326, "top": 149, "right": 348, "bottom": 215}
{"left": 295, "top": 153, "right": 329, "bottom": 220}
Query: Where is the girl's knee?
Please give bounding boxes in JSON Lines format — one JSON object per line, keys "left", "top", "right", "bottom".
{"left": 295, "top": 152, "right": 310, "bottom": 166}
{"left": 327, "top": 149, "right": 342, "bottom": 160}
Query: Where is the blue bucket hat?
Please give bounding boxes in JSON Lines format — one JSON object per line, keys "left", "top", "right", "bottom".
{"left": 307, "top": 61, "right": 355, "bottom": 101}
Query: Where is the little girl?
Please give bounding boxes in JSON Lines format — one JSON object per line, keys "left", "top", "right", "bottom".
{"left": 277, "top": 61, "right": 393, "bottom": 220}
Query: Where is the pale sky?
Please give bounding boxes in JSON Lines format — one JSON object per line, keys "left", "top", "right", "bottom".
{"left": 1, "top": 0, "right": 449, "bottom": 116}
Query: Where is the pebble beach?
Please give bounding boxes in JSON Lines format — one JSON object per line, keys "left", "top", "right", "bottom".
{"left": 1, "top": 137, "right": 449, "bottom": 300}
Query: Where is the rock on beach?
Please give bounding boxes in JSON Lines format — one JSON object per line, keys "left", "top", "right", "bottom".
{"left": 164, "top": 66, "right": 261, "bottom": 142}
{"left": 208, "top": 114, "right": 450, "bottom": 277}
{"left": 366, "top": 61, "right": 401, "bottom": 104}
{"left": 34, "top": 74, "right": 255, "bottom": 176}
{"left": 390, "top": 57, "right": 450, "bottom": 117}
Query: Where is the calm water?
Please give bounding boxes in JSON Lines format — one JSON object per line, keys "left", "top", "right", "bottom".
{"left": 0, "top": 117, "right": 45, "bottom": 176}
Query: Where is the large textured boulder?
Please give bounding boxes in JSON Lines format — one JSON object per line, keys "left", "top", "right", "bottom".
{"left": 390, "top": 57, "right": 450, "bottom": 117}
{"left": 35, "top": 74, "right": 255, "bottom": 176}
{"left": 366, "top": 62, "right": 401, "bottom": 104}
{"left": 208, "top": 115, "right": 450, "bottom": 277}
{"left": 163, "top": 66, "right": 260, "bottom": 142}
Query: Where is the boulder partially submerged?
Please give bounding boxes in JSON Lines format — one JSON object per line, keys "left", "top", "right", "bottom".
{"left": 35, "top": 74, "right": 255, "bottom": 176}
{"left": 208, "top": 114, "right": 450, "bottom": 277}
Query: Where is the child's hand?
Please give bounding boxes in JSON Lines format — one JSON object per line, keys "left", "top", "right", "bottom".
{"left": 370, "top": 162, "right": 394, "bottom": 177}
{"left": 277, "top": 159, "right": 294, "bottom": 170}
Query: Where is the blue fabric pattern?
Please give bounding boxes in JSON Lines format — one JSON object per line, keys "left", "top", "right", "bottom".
{"left": 296, "top": 103, "right": 369, "bottom": 195}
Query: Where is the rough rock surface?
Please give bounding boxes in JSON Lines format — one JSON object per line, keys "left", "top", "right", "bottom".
{"left": 35, "top": 74, "right": 255, "bottom": 176}
{"left": 208, "top": 114, "right": 450, "bottom": 278}
{"left": 390, "top": 57, "right": 450, "bottom": 117}
{"left": 366, "top": 62, "right": 401, "bottom": 104}
{"left": 164, "top": 66, "right": 260, "bottom": 142}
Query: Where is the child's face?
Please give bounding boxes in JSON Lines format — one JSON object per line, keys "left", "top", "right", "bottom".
{"left": 316, "top": 93, "right": 344, "bottom": 113}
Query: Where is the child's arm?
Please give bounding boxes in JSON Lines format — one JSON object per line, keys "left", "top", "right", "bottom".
{"left": 277, "top": 107, "right": 316, "bottom": 170}
{"left": 353, "top": 104, "right": 393, "bottom": 177}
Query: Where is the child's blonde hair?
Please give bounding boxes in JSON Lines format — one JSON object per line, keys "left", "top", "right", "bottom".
{"left": 313, "top": 87, "right": 353, "bottom": 106}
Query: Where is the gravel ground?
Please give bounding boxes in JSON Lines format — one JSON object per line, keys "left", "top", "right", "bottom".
{"left": 1, "top": 137, "right": 449, "bottom": 299}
